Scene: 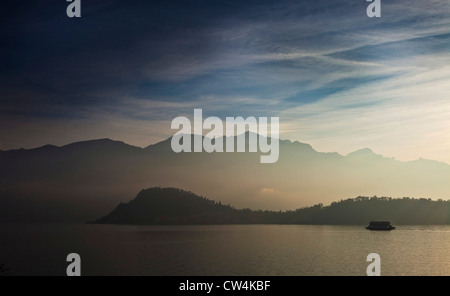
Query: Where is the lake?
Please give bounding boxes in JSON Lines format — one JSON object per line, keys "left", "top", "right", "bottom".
{"left": 0, "top": 224, "right": 449, "bottom": 276}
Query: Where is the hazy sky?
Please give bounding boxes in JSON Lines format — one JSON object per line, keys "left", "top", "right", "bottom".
{"left": 1, "top": 0, "right": 449, "bottom": 163}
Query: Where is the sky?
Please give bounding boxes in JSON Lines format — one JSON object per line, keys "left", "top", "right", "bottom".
{"left": 1, "top": 0, "right": 450, "bottom": 163}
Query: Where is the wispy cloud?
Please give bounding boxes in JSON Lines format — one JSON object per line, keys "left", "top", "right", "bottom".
{"left": 1, "top": 0, "right": 449, "bottom": 163}
{"left": 280, "top": 60, "right": 450, "bottom": 163}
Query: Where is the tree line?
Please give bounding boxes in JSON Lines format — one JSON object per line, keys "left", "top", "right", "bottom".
{"left": 93, "top": 188, "right": 450, "bottom": 225}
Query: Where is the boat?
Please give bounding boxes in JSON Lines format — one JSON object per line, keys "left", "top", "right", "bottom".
{"left": 365, "top": 221, "right": 396, "bottom": 231}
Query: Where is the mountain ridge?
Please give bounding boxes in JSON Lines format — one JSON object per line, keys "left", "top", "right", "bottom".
{"left": 1, "top": 134, "right": 446, "bottom": 166}
{"left": 1, "top": 134, "right": 450, "bottom": 223}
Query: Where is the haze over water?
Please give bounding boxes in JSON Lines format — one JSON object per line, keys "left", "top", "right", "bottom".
{"left": 1, "top": 224, "right": 449, "bottom": 276}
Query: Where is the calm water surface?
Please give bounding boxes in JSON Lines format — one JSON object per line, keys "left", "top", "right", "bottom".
{"left": 0, "top": 224, "right": 449, "bottom": 276}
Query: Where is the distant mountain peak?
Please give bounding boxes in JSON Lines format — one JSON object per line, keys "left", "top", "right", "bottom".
{"left": 291, "top": 141, "right": 314, "bottom": 150}
{"left": 347, "top": 148, "right": 380, "bottom": 158}
{"left": 62, "top": 138, "right": 139, "bottom": 150}
{"left": 409, "top": 157, "right": 449, "bottom": 168}
{"left": 64, "top": 138, "right": 116, "bottom": 146}
{"left": 32, "top": 144, "right": 60, "bottom": 152}
{"left": 145, "top": 137, "right": 172, "bottom": 150}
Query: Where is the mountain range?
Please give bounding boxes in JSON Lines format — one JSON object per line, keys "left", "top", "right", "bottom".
{"left": 1, "top": 133, "right": 450, "bottom": 223}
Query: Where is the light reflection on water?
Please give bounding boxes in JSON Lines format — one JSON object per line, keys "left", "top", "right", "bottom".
{"left": 0, "top": 224, "right": 449, "bottom": 276}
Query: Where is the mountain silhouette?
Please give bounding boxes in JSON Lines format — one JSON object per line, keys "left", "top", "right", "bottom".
{"left": 94, "top": 187, "right": 240, "bottom": 224}
{"left": 94, "top": 187, "right": 450, "bottom": 225}
{"left": 1, "top": 133, "right": 450, "bottom": 222}
{"left": 347, "top": 148, "right": 380, "bottom": 158}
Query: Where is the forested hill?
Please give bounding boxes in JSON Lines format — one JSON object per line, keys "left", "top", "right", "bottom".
{"left": 93, "top": 188, "right": 450, "bottom": 225}
{"left": 288, "top": 196, "right": 450, "bottom": 225}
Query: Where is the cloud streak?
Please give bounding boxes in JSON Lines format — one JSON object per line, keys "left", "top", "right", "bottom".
{"left": 0, "top": 0, "right": 449, "bottom": 163}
